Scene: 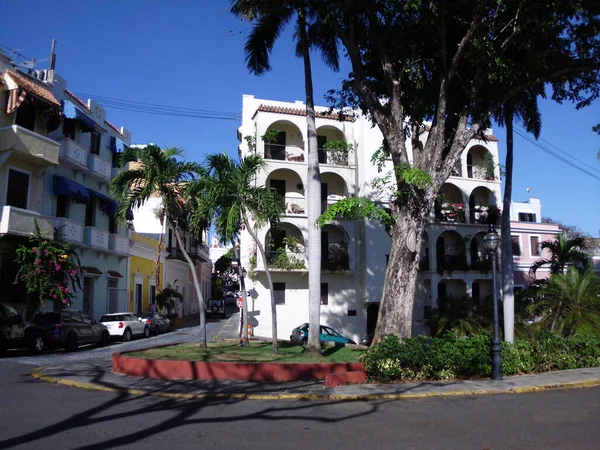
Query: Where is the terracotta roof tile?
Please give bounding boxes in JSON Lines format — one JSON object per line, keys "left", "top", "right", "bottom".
{"left": 104, "top": 120, "right": 124, "bottom": 136}
{"left": 65, "top": 89, "right": 91, "bottom": 111}
{"left": 255, "top": 104, "right": 355, "bottom": 122}
{"left": 6, "top": 70, "right": 60, "bottom": 108}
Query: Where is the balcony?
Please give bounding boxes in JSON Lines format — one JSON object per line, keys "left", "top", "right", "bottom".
{"left": 193, "top": 244, "right": 210, "bottom": 263}
{"left": 0, "top": 206, "right": 53, "bottom": 238}
{"left": 59, "top": 139, "right": 88, "bottom": 170}
{"left": 284, "top": 196, "right": 306, "bottom": 215}
{"left": 264, "top": 144, "right": 305, "bottom": 162}
{"left": 84, "top": 226, "right": 109, "bottom": 250}
{"left": 87, "top": 154, "right": 112, "bottom": 182}
{"left": 318, "top": 148, "right": 349, "bottom": 166}
{"left": 109, "top": 233, "right": 129, "bottom": 255}
{"left": 111, "top": 166, "right": 123, "bottom": 179}
{"left": 167, "top": 246, "right": 193, "bottom": 263}
{"left": 54, "top": 217, "right": 84, "bottom": 245}
{"left": 265, "top": 250, "right": 306, "bottom": 271}
{"left": 0, "top": 125, "right": 60, "bottom": 166}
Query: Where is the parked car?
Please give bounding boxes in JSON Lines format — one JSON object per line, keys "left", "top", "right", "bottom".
{"left": 290, "top": 323, "right": 356, "bottom": 345}
{"left": 224, "top": 292, "right": 237, "bottom": 306}
{"left": 32, "top": 311, "right": 110, "bottom": 352}
{"left": 206, "top": 299, "right": 226, "bottom": 318}
{"left": 133, "top": 312, "right": 172, "bottom": 335}
{"left": 100, "top": 312, "right": 150, "bottom": 341}
{"left": 0, "top": 303, "right": 39, "bottom": 353}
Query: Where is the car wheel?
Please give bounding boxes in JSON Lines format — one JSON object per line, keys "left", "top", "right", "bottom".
{"left": 143, "top": 326, "right": 150, "bottom": 338}
{"left": 122, "top": 328, "right": 132, "bottom": 342}
{"left": 167, "top": 324, "right": 172, "bottom": 332}
{"left": 99, "top": 331, "right": 109, "bottom": 347}
{"left": 66, "top": 333, "right": 78, "bottom": 352}
{"left": 30, "top": 333, "right": 45, "bottom": 354}
{"left": 153, "top": 326, "right": 160, "bottom": 336}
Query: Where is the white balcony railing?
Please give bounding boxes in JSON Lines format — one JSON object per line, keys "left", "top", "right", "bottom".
{"left": 87, "top": 154, "right": 112, "bottom": 181}
{"left": 284, "top": 195, "right": 306, "bottom": 215}
{"left": 0, "top": 125, "right": 60, "bottom": 166}
{"left": 0, "top": 206, "right": 53, "bottom": 238}
{"left": 84, "top": 226, "right": 109, "bottom": 250}
{"left": 59, "top": 139, "right": 88, "bottom": 170}
{"left": 54, "top": 217, "right": 84, "bottom": 244}
{"left": 109, "top": 233, "right": 129, "bottom": 255}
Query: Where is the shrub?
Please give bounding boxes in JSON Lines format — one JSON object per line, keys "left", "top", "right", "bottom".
{"left": 362, "top": 332, "right": 600, "bottom": 382}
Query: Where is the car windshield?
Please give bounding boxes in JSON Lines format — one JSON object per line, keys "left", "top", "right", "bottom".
{"left": 33, "top": 313, "right": 61, "bottom": 325}
{"left": 208, "top": 300, "right": 223, "bottom": 306}
{"left": 99, "top": 315, "right": 122, "bottom": 322}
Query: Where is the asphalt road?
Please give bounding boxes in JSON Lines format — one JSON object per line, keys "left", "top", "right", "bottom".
{"left": 0, "top": 360, "right": 599, "bottom": 450}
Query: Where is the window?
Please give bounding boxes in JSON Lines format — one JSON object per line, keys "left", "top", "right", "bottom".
{"left": 6, "top": 169, "right": 30, "bottom": 209}
{"left": 15, "top": 102, "right": 36, "bottom": 131}
{"left": 512, "top": 235, "right": 521, "bottom": 256}
{"left": 273, "top": 282, "right": 285, "bottom": 305}
{"left": 63, "top": 119, "right": 76, "bottom": 140}
{"left": 112, "top": 151, "right": 121, "bottom": 168}
{"left": 80, "top": 314, "right": 93, "bottom": 324}
{"left": 168, "top": 229, "right": 173, "bottom": 249}
{"left": 90, "top": 131, "right": 101, "bottom": 155}
{"left": 530, "top": 236, "right": 540, "bottom": 257}
{"left": 56, "top": 195, "right": 70, "bottom": 218}
{"left": 150, "top": 285, "right": 156, "bottom": 305}
{"left": 108, "top": 214, "right": 117, "bottom": 234}
{"left": 85, "top": 198, "right": 96, "bottom": 227}
{"left": 518, "top": 212, "right": 537, "bottom": 222}
{"left": 320, "top": 283, "right": 328, "bottom": 305}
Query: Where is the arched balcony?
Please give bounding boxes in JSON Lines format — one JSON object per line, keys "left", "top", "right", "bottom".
{"left": 435, "top": 183, "right": 466, "bottom": 223}
{"left": 321, "top": 224, "right": 350, "bottom": 271}
{"left": 267, "top": 169, "right": 306, "bottom": 216}
{"left": 317, "top": 125, "right": 349, "bottom": 166}
{"left": 263, "top": 120, "right": 304, "bottom": 162}
{"left": 264, "top": 223, "right": 306, "bottom": 271}
{"left": 466, "top": 145, "right": 496, "bottom": 180}
{"left": 321, "top": 172, "right": 349, "bottom": 213}
{"left": 420, "top": 231, "right": 430, "bottom": 271}
{"left": 436, "top": 230, "right": 468, "bottom": 274}
{"left": 472, "top": 279, "right": 493, "bottom": 306}
{"left": 469, "top": 232, "right": 492, "bottom": 272}
{"left": 437, "top": 279, "right": 467, "bottom": 302}
{"left": 469, "top": 186, "right": 500, "bottom": 225}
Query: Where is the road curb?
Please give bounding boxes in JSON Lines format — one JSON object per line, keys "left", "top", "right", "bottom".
{"left": 30, "top": 367, "right": 600, "bottom": 401}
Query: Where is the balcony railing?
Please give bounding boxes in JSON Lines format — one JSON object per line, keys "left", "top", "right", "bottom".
{"left": 264, "top": 144, "right": 305, "bottom": 162}
{"left": 59, "top": 138, "right": 88, "bottom": 170}
{"left": 435, "top": 203, "right": 467, "bottom": 223}
{"left": 0, "top": 125, "right": 60, "bottom": 166}
{"left": 0, "top": 206, "right": 53, "bottom": 238}
{"left": 265, "top": 250, "right": 306, "bottom": 270}
{"left": 109, "top": 233, "right": 129, "bottom": 255}
{"left": 318, "top": 148, "right": 349, "bottom": 166}
{"left": 284, "top": 196, "right": 306, "bottom": 215}
{"left": 470, "top": 206, "right": 501, "bottom": 225}
{"left": 54, "top": 217, "right": 84, "bottom": 244}
{"left": 436, "top": 253, "right": 469, "bottom": 275}
{"left": 467, "top": 164, "right": 496, "bottom": 181}
{"left": 87, "top": 154, "right": 112, "bottom": 182}
{"left": 84, "top": 226, "right": 109, "bottom": 250}
{"left": 167, "top": 246, "right": 194, "bottom": 263}
{"left": 193, "top": 244, "right": 210, "bottom": 262}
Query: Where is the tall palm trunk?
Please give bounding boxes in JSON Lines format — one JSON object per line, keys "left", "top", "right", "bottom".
{"left": 154, "top": 214, "right": 165, "bottom": 296}
{"left": 233, "top": 240, "right": 250, "bottom": 347}
{"left": 500, "top": 104, "right": 515, "bottom": 343}
{"left": 298, "top": 12, "right": 322, "bottom": 355}
{"left": 173, "top": 225, "right": 207, "bottom": 348}
{"left": 243, "top": 219, "right": 278, "bottom": 353}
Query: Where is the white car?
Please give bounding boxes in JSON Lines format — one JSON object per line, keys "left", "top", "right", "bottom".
{"left": 99, "top": 312, "right": 150, "bottom": 341}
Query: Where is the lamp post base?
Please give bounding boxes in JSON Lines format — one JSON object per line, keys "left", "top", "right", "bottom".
{"left": 491, "top": 337, "right": 503, "bottom": 381}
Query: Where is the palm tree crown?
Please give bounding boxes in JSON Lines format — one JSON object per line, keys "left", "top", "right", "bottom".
{"left": 530, "top": 233, "right": 590, "bottom": 276}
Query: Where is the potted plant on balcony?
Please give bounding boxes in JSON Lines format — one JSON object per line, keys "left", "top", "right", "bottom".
{"left": 261, "top": 129, "right": 282, "bottom": 160}
{"left": 322, "top": 141, "right": 352, "bottom": 166}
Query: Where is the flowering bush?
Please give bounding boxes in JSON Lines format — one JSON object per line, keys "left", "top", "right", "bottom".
{"left": 14, "top": 221, "right": 82, "bottom": 309}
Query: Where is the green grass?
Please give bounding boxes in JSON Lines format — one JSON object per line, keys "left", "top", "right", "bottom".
{"left": 126, "top": 341, "right": 364, "bottom": 363}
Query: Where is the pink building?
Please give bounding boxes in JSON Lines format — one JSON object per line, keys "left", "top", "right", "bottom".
{"left": 509, "top": 198, "right": 561, "bottom": 289}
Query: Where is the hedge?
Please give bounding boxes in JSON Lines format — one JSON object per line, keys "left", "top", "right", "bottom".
{"left": 360, "top": 332, "right": 600, "bottom": 382}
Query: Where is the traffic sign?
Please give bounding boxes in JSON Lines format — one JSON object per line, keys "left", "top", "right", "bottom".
{"left": 237, "top": 297, "right": 243, "bottom": 309}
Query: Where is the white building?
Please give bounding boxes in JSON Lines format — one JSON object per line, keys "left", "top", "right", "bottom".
{"left": 238, "top": 95, "right": 502, "bottom": 342}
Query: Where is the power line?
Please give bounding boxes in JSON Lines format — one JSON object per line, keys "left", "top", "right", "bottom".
{"left": 515, "top": 123, "right": 600, "bottom": 176}
{"left": 514, "top": 128, "right": 600, "bottom": 182}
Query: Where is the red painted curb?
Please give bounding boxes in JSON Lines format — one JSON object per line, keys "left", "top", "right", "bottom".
{"left": 325, "top": 371, "right": 367, "bottom": 387}
{"left": 112, "top": 351, "right": 365, "bottom": 382}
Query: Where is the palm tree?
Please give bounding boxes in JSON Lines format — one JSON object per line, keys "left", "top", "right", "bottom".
{"left": 530, "top": 233, "right": 590, "bottom": 276}
{"left": 494, "top": 90, "right": 542, "bottom": 343}
{"left": 530, "top": 267, "right": 600, "bottom": 335}
{"left": 231, "top": 0, "right": 340, "bottom": 354}
{"left": 110, "top": 145, "right": 210, "bottom": 347}
{"left": 188, "top": 153, "right": 284, "bottom": 353}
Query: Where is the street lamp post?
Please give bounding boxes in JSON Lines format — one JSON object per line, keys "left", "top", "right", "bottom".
{"left": 483, "top": 224, "right": 503, "bottom": 381}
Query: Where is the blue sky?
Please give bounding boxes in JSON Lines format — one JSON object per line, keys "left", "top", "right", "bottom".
{"left": 2, "top": 0, "right": 599, "bottom": 236}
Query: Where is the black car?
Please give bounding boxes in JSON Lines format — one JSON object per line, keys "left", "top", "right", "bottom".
{"left": 33, "top": 311, "right": 110, "bottom": 351}
{"left": 206, "top": 299, "right": 226, "bottom": 318}
{"left": 0, "top": 303, "right": 38, "bottom": 353}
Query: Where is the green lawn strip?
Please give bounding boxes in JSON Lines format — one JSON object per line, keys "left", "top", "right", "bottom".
{"left": 126, "top": 342, "right": 364, "bottom": 363}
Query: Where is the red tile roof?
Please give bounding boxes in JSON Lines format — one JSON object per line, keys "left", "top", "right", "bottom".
{"left": 6, "top": 70, "right": 60, "bottom": 108}
{"left": 255, "top": 104, "right": 355, "bottom": 122}
{"left": 104, "top": 120, "right": 123, "bottom": 136}
{"left": 65, "top": 89, "right": 124, "bottom": 137}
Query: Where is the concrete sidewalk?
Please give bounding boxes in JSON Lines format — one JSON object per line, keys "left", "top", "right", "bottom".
{"left": 32, "top": 361, "right": 600, "bottom": 401}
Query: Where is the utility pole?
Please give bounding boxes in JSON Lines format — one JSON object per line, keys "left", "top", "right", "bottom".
{"left": 48, "top": 38, "right": 56, "bottom": 70}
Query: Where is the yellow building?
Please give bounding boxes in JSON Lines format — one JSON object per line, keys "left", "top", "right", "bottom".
{"left": 129, "top": 232, "right": 166, "bottom": 313}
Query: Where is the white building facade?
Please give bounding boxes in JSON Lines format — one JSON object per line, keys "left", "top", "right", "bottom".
{"left": 238, "top": 95, "right": 502, "bottom": 342}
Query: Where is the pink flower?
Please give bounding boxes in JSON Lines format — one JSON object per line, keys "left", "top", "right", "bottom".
{"left": 55, "top": 263, "right": 62, "bottom": 271}
{"left": 32, "top": 248, "right": 38, "bottom": 254}
{"left": 34, "top": 259, "right": 42, "bottom": 265}
{"left": 62, "top": 299, "right": 67, "bottom": 304}
{"left": 70, "top": 270, "right": 78, "bottom": 276}
{"left": 64, "top": 287, "right": 70, "bottom": 294}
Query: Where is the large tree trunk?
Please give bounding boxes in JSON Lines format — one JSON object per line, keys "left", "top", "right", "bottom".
{"left": 299, "top": 13, "right": 322, "bottom": 355}
{"left": 500, "top": 105, "right": 515, "bottom": 343}
{"left": 244, "top": 219, "right": 278, "bottom": 353}
{"left": 372, "top": 208, "right": 429, "bottom": 344}
{"left": 173, "top": 225, "right": 207, "bottom": 348}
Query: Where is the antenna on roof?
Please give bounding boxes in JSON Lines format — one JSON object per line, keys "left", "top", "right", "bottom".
{"left": 526, "top": 187, "right": 531, "bottom": 201}
{"left": 20, "top": 57, "right": 48, "bottom": 70}
{"left": 48, "top": 38, "right": 57, "bottom": 70}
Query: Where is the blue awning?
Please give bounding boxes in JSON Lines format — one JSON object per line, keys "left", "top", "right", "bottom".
{"left": 109, "top": 136, "right": 127, "bottom": 153}
{"left": 90, "top": 190, "right": 118, "bottom": 215}
{"left": 52, "top": 175, "right": 90, "bottom": 202}
{"left": 62, "top": 100, "right": 105, "bottom": 133}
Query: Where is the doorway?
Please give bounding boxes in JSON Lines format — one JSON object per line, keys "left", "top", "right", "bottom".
{"left": 366, "top": 303, "right": 379, "bottom": 337}
{"left": 83, "top": 277, "right": 94, "bottom": 317}
{"left": 135, "top": 283, "right": 143, "bottom": 313}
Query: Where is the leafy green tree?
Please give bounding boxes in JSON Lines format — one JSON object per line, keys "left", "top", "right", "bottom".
{"left": 232, "top": 0, "right": 340, "bottom": 354}
{"left": 110, "top": 145, "right": 210, "bottom": 347}
{"left": 530, "top": 267, "right": 600, "bottom": 335}
{"left": 14, "top": 222, "right": 81, "bottom": 312}
{"left": 302, "top": 0, "right": 599, "bottom": 342}
{"left": 188, "top": 153, "right": 284, "bottom": 352}
{"left": 530, "top": 233, "right": 591, "bottom": 276}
